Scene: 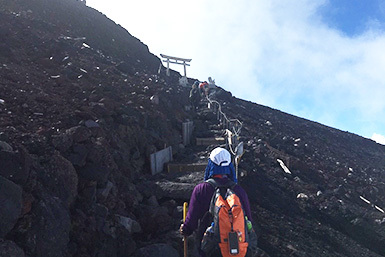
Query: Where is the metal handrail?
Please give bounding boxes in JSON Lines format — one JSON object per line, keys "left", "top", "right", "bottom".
{"left": 205, "top": 93, "right": 244, "bottom": 179}
{"left": 206, "top": 97, "right": 242, "bottom": 137}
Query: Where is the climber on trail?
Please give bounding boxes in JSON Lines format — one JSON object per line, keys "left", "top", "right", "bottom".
{"left": 199, "top": 81, "right": 209, "bottom": 97}
{"left": 189, "top": 81, "right": 201, "bottom": 111}
{"left": 180, "top": 147, "right": 258, "bottom": 257}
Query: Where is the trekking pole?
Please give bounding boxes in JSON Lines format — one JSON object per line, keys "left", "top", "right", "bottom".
{"left": 183, "top": 202, "right": 188, "bottom": 257}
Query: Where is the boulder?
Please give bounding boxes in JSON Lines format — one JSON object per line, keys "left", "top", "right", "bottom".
{"left": 0, "top": 240, "right": 25, "bottom": 257}
{"left": 115, "top": 215, "right": 142, "bottom": 234}
{"left": 97, "top": 180, "right": 114, "bottom": 199}
{"left": 84, "top": 119, "right": 100, "bottom": 128}
{"left": 67, "top": 144, "right": 89, "bottom": 167}
{"left": 39, "top": 152, "right": 78, "bottom": 207}
{"left": 155, "top": 181, "right": 195, "bottom": 201}
{"left": 116, "top": 236, "right": 136, "bottom": 257}
{"left": 78, "top": 181, "right": 97, "bottom": 205}
{"left": 90, "top": 102, "right": 111, "bottom": 117}
{"left": 77, "top": 163, "right": 111, "bottom": 185}
{"left": 117, "top": 181, "right": 143, "bottom": 208}
{"left": 0, "top": 141, "right": 13, "bottom": 152}
{"left": 76, "top": 138, "right": 116, "bottom": 185}
{"left": 51, "top": 133, "right": 73, "bottom": 153}
{"left": 26, "top": 193, "right": 71, "bottom": 257}
{"left": 84, "top": 120, "right": 103, "bottom": 137}
{"left": 0, "top": 176, "right": 22, "bottom": 238}
{"left": 86, "top": 138, "right": 115, "bottom": 165}
{"left": 66, "top": 126, "right": 91, "bottom": 143}
{"left": 136, "top": 181, "right": 157, "bottom": 198}
{"left": 0, "top": 146, "right": 31, "bottom": 186}
{"left": 135, "top": 205, "right": 172, "bottom": 235}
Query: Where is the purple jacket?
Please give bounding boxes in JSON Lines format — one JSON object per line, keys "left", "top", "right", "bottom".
{"left": 183, "top": 177, "right": 253, "bottom": 237}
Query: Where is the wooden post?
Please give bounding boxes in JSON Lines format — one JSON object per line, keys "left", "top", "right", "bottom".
{"left": 166, "top": 58, "right": 170, "bottom": 76}
{"left": 183, "top": 61, "right": 187, "bottom": 77}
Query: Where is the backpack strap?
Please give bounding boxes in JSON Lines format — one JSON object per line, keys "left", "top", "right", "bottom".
{"left": 205, "top": 178, "right": 237, "bottom": 215}
{"left": 205, "top": 178, "right": 236, "bottom": 189}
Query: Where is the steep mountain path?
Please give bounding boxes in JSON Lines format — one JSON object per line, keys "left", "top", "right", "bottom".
{"left": 144, "top": 94, "right": 256, "bottom": 256}
{"left": 154, "top": 92, "right": 385, "bottom": 257}
{"left": 1, "top": 1, "right": 385, "bottom": 256}
{"left": 149, "top": 93, "right": 274, "bottom": 257}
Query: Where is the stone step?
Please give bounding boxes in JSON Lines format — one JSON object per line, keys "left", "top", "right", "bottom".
{"left": 167, "top": 163, "right": 207, "bottom": 172}
{"left": 196, "top": 137, "right": 225, "bottom": 146}
{"left": 195, "top": 130, "right": 223, "bottom": 138}
{"left": 208, "top": 124, "right": 223, "bottom": 130}
{"left": 208, "top": 129, "right": 224, "bottom": 135}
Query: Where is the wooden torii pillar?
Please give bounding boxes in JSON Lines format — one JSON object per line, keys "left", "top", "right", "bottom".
{"left": 160, "top": 54, "right": 192, "bottom": 77}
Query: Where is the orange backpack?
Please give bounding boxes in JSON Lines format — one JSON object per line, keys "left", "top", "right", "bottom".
{"left": 204, "top": 179, "right": 249, "bottom": 257}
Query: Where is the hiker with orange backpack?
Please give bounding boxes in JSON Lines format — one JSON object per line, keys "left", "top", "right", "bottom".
{"left": 180, "top": 147, "right": 258, "bottom": 257}
{"left": 199, "top": 81, "right": 209, "bottom": 97}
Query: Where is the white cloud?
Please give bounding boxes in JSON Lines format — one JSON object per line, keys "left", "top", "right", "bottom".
{"left": 371, "top": 133, "right": 385, "bottom": 145}
{"left": 87, "top": 0, "right": 385, "bottom": 138}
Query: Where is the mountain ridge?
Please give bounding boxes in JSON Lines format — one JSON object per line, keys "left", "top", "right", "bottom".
{"left": 1, "top": 0, "right": 385, "bottom": 256}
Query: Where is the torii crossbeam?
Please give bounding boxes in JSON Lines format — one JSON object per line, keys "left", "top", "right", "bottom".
{"left": 160, "top": 54, "right": 192, "bottom": 77}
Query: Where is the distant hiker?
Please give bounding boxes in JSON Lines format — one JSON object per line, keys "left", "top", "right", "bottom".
{"left": 204, "top": 82, "right": 210, "bottom": 97}
{"left": 180, "top": 147, "right": 258, "bottom": 257}
{"left": 208, "top": 77, "right": 215, "bottom": 86}
{"left": 189, "top": 81, "right": 201, "bottom": 110}
{"left": 199, "top": 81, "right": 209, "bottom": 97}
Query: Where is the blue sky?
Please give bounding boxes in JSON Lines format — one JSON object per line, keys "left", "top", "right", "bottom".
{"left": 319, "top": 0, "right": 385, "bottom": 36}
{"left": 86, "top": 0, "right": 385, "bottom": 144}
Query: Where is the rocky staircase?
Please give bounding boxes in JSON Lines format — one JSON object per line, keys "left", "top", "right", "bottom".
{"left": 137, "top": 93, "right": 272, "bottom": 257}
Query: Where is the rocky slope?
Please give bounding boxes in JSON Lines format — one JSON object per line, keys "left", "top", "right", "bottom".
{"left": 0, "top": 0, "right": 385, "bottom": 256}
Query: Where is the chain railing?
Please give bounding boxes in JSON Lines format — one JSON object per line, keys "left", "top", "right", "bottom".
{"left": 206, "top": 96, "right": 243, "bottom": 155}
{"left": 205, "top": 95, "right": 245, "bottom": 179}
{"left": 206, "top": 98, "right": 243, "bottom": 137}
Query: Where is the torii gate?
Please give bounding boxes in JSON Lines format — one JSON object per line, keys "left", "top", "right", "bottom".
{"left": 160, "top": 54, "right": 191, "bottom": 77}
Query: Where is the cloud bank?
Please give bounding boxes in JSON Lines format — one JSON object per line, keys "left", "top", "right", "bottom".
{"left": 372, "top": 133, "right": 385, "bottom": 145}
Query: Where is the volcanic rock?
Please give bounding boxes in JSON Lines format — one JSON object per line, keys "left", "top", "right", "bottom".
{"left": 0, "top": 176, "right": 22, "bottom": 238}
